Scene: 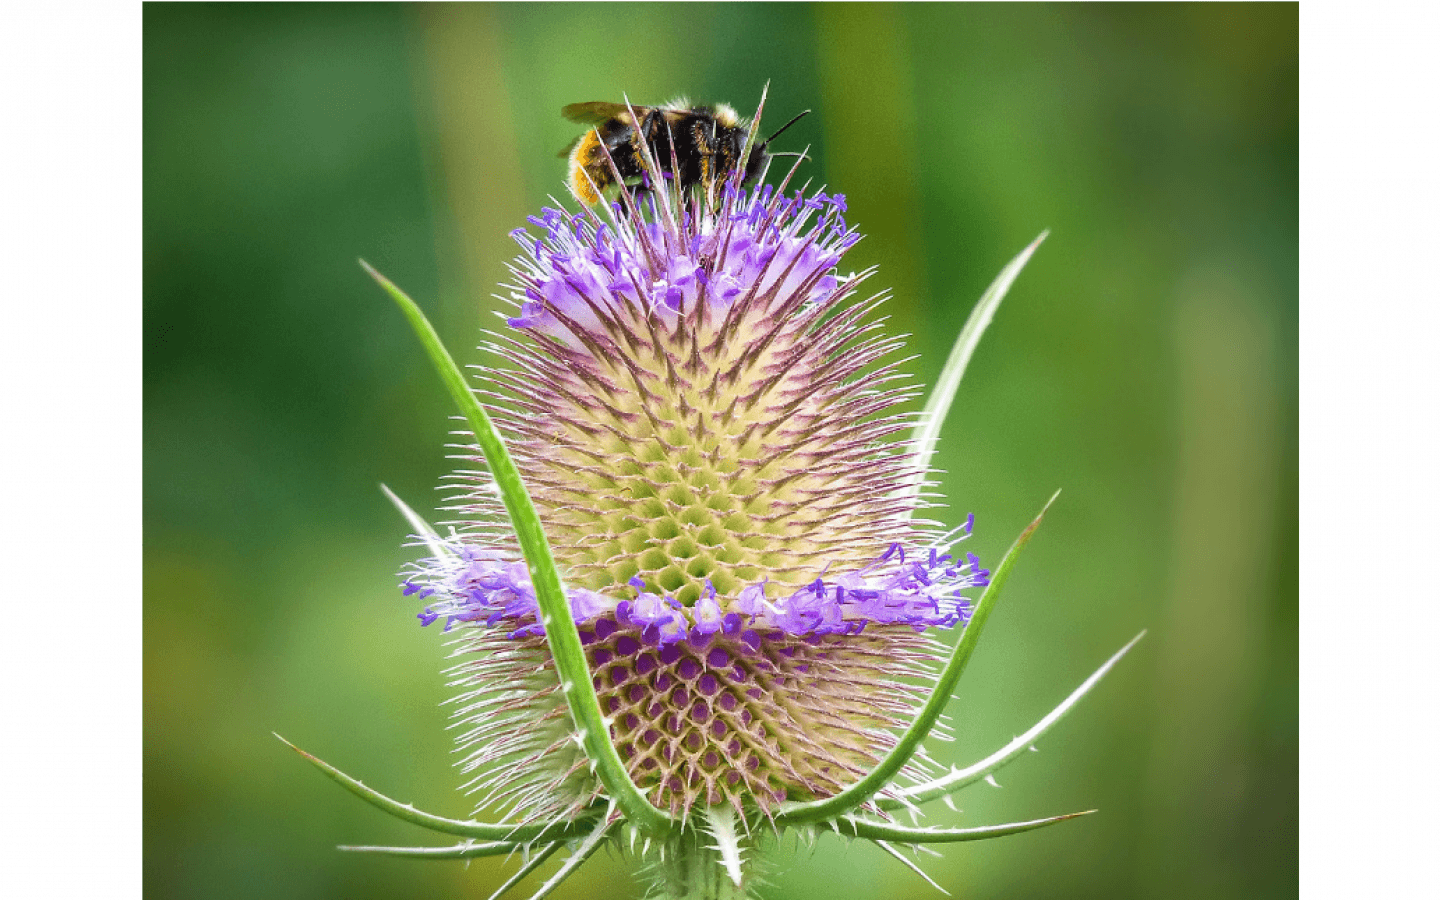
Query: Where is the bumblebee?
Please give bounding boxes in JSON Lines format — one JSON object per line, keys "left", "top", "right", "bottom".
{"left": 560, "top": 99, "right": 808, "bottom": 205}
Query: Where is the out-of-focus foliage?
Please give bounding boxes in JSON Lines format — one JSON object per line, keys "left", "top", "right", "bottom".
{"left": 144, "top": 4, "right": 1296, "bottom": 899}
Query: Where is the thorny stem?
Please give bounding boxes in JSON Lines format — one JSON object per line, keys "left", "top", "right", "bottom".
{"left": 653, "top": 829, "right": 755, "bottom": 900}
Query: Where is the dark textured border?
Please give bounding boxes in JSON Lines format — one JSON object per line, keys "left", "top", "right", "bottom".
{"left": 1301, "top": 1, "right": 1434, "bottom": 898}
{"left": 1, "top": 1, "right": 143, "bottom": 898}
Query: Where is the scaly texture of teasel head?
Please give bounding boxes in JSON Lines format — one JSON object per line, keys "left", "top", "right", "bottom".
{"left": 403, "top": 179, "right": 990, "bottom": 822}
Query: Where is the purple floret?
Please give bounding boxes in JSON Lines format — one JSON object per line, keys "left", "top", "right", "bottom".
{"left": 503, "top": 186, "right": 853, "bottom": 350}
{"left": 402, "top": 526, "right": 985, "bottom": 651}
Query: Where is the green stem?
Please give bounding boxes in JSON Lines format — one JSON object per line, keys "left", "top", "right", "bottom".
{"left": 654, "top": 829, "right": 757, "bottom": 900}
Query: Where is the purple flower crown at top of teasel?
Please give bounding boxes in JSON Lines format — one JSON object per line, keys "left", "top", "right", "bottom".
{"left": 505, "top": 186, "right": 855, "bottom": 348}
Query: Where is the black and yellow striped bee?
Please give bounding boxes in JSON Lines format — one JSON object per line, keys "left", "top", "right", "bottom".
{"left": 560, "top": 99, "right": 808, "bottom": 205}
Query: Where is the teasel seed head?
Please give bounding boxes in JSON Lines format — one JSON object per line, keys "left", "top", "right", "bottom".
{"left": 402, "top": 165, "right": 989, "bottom": 825}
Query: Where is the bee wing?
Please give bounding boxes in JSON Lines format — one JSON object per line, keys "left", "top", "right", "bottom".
{"left": 561, "top": 102, "right": 640, "bottom": 124}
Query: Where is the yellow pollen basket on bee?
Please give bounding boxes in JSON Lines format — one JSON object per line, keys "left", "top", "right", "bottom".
{"left": 559, "top": 99, "right": 809, "bottom": 205}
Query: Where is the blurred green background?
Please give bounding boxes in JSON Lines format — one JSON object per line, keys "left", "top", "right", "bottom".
{"left": 144, "top": 4, "right": 1296, "bottom": 899}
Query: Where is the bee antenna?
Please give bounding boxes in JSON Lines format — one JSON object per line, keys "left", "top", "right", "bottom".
{"left": 762, "top": 109, "right": 811, "bottom": 146}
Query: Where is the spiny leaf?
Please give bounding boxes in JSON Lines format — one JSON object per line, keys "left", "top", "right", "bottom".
{"left": 338, "top": 839, "right": 526, "bottom": 859}
{"left": 276, "top": 733, "right": 594, "bottom": 842}
{"left": 881, "top": 631, "right": 1146, "bottom": 809}
{"left": 526, "top": 819, "right": 615, "bottom": 900}
{"left": 873, "top": 839, "right": 950, "bottom": 896}
{"left": 489, "top": 841, "right": 564, "bottom": 900}
{"left": 838, "top": 810, "right": 1094, "bottom": 844}
{"left": 901, "top": 233, "right": 1047, "bottom": 511}
{"left": 705, "top": 804, "right": 745, "bottom": 888}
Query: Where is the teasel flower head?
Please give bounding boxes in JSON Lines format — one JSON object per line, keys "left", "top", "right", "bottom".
{"left": 405, "top": 164, "right": 1001, "bottom": 819}
{"left": 284, "top": 89, "right": 1143, "bottom": 900}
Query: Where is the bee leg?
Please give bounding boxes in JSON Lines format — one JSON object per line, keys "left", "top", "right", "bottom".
{"left": 688, "top": 118, "right": 719, "bottom": 205}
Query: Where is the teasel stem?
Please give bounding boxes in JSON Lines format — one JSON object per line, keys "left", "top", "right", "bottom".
{"left": 653, "top": 827, "right": 756, "bottom": 900}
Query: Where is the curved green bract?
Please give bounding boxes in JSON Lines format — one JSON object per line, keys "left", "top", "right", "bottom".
{"left": 363, "top": 261, "right": 675, "bottom": 837}
{"left": 528, "top": 819, "right": 615, "bottom": 900}
{"left": 338, "top": 839, "right": 529, "bottom": 859}
{"left": 276, "top": 734, "right": 597, "bottom": 842}
{"left": 880, "top": 631, "right": 1146, "bottom": 810}
{"left": 381, "top": 483, "right": 456, "bottom": 564}
{"left": 839, "top": 809, "right": 1094, "bottom": 844}
{"left": 489, "top": 841, "right": 564, "bottom": 900}
{"left": 872, "top": 840, "right": 950, "bottom": 895}
{"left": 775, "top": 491, "right": 1060, "bottom": 826}
{"left": 901, "top": 233, "right": 1047, "bottom": 513}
